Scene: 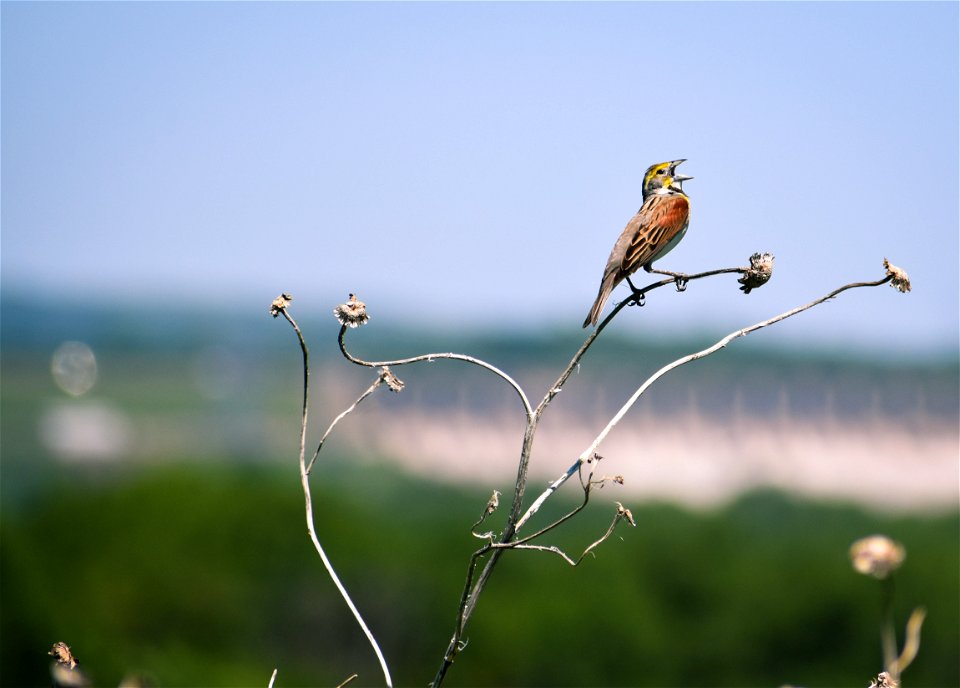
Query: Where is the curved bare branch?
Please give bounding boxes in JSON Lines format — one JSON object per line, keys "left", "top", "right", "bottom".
{"left": 338, "top": 325, "right": 534, "bottom": 419}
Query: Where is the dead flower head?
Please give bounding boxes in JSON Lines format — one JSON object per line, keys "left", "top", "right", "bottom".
{"left": 738, "top": 252, "right": 775, "bottom": 294}
{"left": 850, "top": 535, "right": 905, "bottom": 579}
{"left": 869, "top": 671, "right": 898, "bottom": 688}
{"left": 49, "top": 642, "right": 78, "bottom": 670}
{"left": 379, "top": 366, "right": 404, "bottom": 393}
{"left": 616, "top": 501, "right": 637, "bottom": 527}
{"left": 334, "top": 294, "right": 369, "bottom": 328}
{"left": 49, "top": 642, "right": 89, "bottom": 687}
{"left": 883, "top": 258, "right": 911, "bottom": 293}
{"left": 269, "top": 293, "right": 293, "bottom": 317}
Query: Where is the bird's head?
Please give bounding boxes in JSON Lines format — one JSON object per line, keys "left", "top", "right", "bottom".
{"left": 642, "top": 159, "right": 693, "bottom": 198}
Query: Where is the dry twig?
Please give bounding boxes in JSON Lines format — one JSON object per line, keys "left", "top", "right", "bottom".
{"left": 272, "top": 296, "right": 393, "bottom": 688}
{"left": 275, "top": 256, "right": 907, "bottom": 688}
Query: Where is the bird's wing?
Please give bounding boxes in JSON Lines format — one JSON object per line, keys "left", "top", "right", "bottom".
{"left": 621, "top": 193, "right": 690, "bottom": 273}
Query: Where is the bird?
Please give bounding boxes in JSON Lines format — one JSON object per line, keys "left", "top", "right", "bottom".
{"left": 582, "top": 159, "right": 693, "bottom": 328}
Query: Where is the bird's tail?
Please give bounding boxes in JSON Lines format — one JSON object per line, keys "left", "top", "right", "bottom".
{"left": 582, "top": 272, "right": 619, "bottom": 328}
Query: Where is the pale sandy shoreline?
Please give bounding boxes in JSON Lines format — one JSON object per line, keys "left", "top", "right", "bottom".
{"left": 347, "top": 404, "right": 958, "bottom": 514}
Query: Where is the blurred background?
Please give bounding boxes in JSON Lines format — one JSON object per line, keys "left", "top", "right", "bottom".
{"left": 2, "top": 3, "right": 957, "bottom": 687}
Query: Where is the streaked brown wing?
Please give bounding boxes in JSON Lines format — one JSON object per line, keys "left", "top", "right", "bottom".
{"left": 621, "top": 193, "right": 690, "bottom": 274}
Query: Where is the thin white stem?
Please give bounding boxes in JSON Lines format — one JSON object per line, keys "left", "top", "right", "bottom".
{"left": 510, "top": 543, "right": 579, "bottom": 565}
{"left": 339, "top": 328, "right": 534, "bottom": 419}
{"left": 298, "top": 456, "right": 393, "bottom": 687}
{"left": 307, "top": 378, "right": 382, "bottom": 474}
{"left": 512, "top": 508, "right": 629, "bottom": 565}
{"left": 579, "top": 277, "right": 889, "bottom": 463}
{"left": 515, "top": 459, "right": 583, "bottom": 532}
{"left": 336, "top": 674, "right": 360, "bottom": 688}
{"left": 891, "top": 607, "right": 926, "bottom": 678}
{"left": 279, "top": 308, "right": 394, "bottom": 688}
{"left": 510, "top": 266, "right": 758, "bottom": 531}
{"left": 518, "top": 276, "right": 892, "bottom": 535}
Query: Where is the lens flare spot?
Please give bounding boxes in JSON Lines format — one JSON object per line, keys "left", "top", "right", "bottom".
{"left": 51, "top": 341, "right": 98, "bottom": 397}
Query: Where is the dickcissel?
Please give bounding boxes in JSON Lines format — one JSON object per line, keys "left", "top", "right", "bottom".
{"left": 582, "top": 159, "right": 692, "bottom": 328}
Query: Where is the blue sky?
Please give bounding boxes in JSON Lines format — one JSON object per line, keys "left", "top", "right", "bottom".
{"left": 3, "top": 2, "right": 958, "bottom": 355}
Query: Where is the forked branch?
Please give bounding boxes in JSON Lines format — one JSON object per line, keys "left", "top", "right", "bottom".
{"left": 511, "top": 502, "right": 636, "bottom": 566}
{"left": 433, "top": 258, "right": 909, "bottom": 686}
{"left": 271, "top": 255, "right": 910, "bottom": 688}
{"left": 579, "top": 268, "right": 905, "bottom": 464}
{"left": 270, "top": 294, "right": 394, "bottom": 688}
{"left": 335, "top": 294, "right": 533, "bottom": 418}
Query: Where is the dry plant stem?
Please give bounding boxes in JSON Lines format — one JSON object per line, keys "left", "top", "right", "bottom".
{"left": 578, "top": 275, "right": 895, "bottom": 464}
{"left": 438, "top": 470, "right": 609, "bottom": 676}
{"left": 512, "top": 509, "right": 631, "bottom": 565}
{"left": 279, "top": 309, "right": 394, "bottom": 688}
{"left": 522, "top": 266, "right": 750, "bottom": 442}
{"left": 336, "top": 673, "right": 360, "bottom": 688}
{"left": 521, "top": 274, "right": 897, "bottom": 536}
{"left": 268, "top": 668, "right": 277, "bottom": 688}
{"left": 510, "top": 459, "right": 600, "bottom": 544}
{"left": 504, "top": 267, "right": 751, "bottom": 534}
{"left": 515, "top": 458, "right": 583, "bottom": 532}
{"left": 430, "top": 265, "right": 753, "bottom": 687}
{"left": 337, "top": 326, "right": 534, "bottom": 417}
{"left": 435, "top": 271, "right": 896, "bottom": 686}
{"left": 521, "top": 275, "right": 896, "bottom": 534}
{"left": 881, "top": 575, "right": 898, "bottom": 677}
{"left": 891, "top": 607, "right": 926, "bottom": 678}
{"left": 306, "top": 378, "right": 382, "bottom": 474}
{"left": 506, "top": 268, "right": 751, "bottom": 527}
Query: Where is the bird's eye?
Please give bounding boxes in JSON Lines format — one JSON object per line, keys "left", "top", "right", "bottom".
{"left": 657, "top": 169, "right": 665, "bottom": 175}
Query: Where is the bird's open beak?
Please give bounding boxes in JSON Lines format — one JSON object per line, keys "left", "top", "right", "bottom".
{"left": 671, "top": 159, "right": 693, "bottom": 182}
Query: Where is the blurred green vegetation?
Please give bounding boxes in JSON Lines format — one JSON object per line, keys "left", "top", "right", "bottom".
{"left": 2, "top": 462, "right": 957, "bottom": 687}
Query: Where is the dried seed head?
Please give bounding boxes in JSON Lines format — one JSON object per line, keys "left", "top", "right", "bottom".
{"left": 485, "top": 490, "right": 501, "bottom": 515}
{"left": 269, "top": 293, "right": 293, "bottom": 317}
{"left": 49, "top": 642, "right": 78, "bottom": 670}
{"left": 850, "top": 535, "right": 905, "bottom": 579}
{"left": 616, "top": 501, "right": 637, "bottom": 527}
{"left": 334, "top": 293, "right": 369, "bottom": 328}
{"left": 738, "top": 252, "right": 775, "bottom": 293}
{"left": 869, "top": 671, "right": 898, "bottom": 688}
{"left": 379, "top": 366, "right": 404, "bottom": 393}
{"left": 883, "top": 258, "right": 911, "bottom": 293}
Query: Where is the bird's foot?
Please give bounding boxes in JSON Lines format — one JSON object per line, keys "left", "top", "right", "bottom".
{"left": 625, "top": 276, "right": 646, "bottom": 307}
{"left": 648, "top": 268, "right": 689, "bottom": 292}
